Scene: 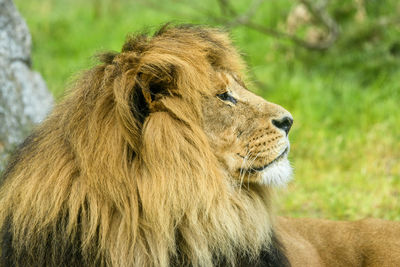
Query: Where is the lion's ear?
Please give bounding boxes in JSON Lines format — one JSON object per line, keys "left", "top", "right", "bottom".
{"left": 135, "top": 63, "right": 178, "bottom": 109}
{"left": 115, "top": 60, "right": 180, "bottom": 146}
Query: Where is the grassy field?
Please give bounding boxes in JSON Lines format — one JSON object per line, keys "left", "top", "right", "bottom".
{"left": 15, "top": 0, "right": 400, "bottom": 220}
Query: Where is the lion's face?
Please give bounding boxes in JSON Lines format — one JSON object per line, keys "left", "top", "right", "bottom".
{"left": 202, "top": 72, "right": 293, "bottom": 186}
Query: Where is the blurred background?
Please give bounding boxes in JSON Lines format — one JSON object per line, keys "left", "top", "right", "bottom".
{"left": 14, "top": 0, "right": 400, "bottom": 220}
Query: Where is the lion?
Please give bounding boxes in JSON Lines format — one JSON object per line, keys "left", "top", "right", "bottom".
{"left": 0, "top": 24, "right": 399, "bottom": 267}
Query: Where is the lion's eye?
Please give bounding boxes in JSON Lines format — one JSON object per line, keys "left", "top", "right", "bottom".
{"left": 216, "top": 92, "right": 237, "bottom": 104}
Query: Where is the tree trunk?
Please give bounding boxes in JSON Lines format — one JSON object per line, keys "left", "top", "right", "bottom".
{"left": 0, "top": 0, "right": 53, "bottom": 173}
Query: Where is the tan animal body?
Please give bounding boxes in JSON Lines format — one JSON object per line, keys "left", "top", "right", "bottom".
{"left": 0, "top": 25, "right": 399, "bottom": 266}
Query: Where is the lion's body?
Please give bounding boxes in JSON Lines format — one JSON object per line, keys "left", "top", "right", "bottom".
{"left": 279, "top": 217, "right": 400, "bottom": 266}
{"left": 0, "top": 25, "right": 399, "bottom": 267}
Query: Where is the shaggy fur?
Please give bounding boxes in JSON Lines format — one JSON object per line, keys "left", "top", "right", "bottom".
{"left": 0, "top": 25, "right": 290, "bottom": 267}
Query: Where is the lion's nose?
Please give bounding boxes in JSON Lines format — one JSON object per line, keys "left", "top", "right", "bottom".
{"left": 272, "top": 116, "right": 293, "bottom": 136}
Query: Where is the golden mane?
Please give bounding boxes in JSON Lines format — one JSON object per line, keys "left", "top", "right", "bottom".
{"left": 0, "top": 25, "right": 276, "bottom": 266}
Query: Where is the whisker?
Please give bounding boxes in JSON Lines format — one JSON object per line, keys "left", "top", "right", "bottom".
{"left": 246, "top": 151, "right": 262, "bottom": 186}
{"left": 239, "top": 150, "right": 251, "bottom": 191}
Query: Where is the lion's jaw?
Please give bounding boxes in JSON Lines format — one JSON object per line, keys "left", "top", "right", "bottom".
{"left": 260, "top": 151, "right": 292, "bottom": 187}
{"left": 202, "top": 73, "right": 293, "bottom": 187}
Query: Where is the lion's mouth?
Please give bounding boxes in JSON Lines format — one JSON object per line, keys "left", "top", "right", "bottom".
{"left": 241, "top": 147, "right": 289, "bottom": 174}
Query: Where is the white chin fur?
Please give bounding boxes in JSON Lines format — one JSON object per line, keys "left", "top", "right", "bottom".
{"left": 260, "top": 158, "right": 292, "bottom": 187}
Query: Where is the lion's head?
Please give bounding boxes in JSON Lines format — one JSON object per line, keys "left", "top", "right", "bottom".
{"left": 202, "top": 72, "right": 293, "bottom": 187}
{"left": 0, "top": 25, "right": 292, "bottom": 267}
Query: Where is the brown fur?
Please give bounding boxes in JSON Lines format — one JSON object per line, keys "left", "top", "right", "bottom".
{"left": 278, "top": 217, "right": 400, "bottom": 266}
{"left": 1, "top": 24, "right": 399, "bottom": 267}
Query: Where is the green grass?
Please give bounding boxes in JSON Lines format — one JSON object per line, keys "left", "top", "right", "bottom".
{"left": 15, "top": 0, "right": 400, "bottom": 220}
